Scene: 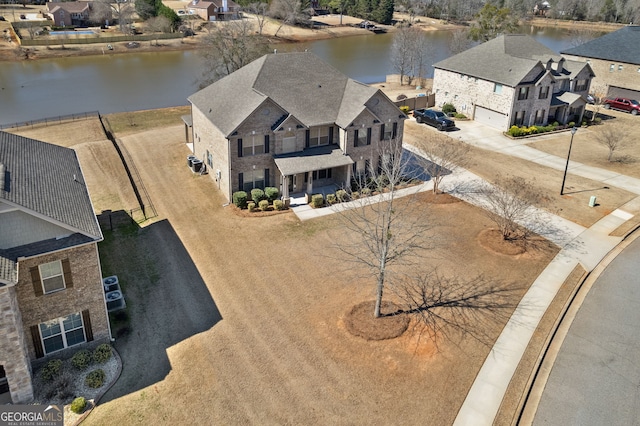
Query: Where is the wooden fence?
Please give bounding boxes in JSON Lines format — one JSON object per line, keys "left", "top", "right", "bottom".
{"left": 394, "top": 94, "right": 435, "bottom": 111}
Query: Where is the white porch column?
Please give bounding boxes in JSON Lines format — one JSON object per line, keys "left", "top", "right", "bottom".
{"left": 306, "top": 172, "right": 313, "bottom": 195}
{"left": 346, "top": 163, "right": 352, "bottom": 189}
{"left": 282, "top": 174, "right": 290, "bottom": 207}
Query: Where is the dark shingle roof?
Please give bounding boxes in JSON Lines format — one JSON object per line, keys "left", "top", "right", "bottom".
{"left": 434, "top": 35, "right": 564, "bottom": 86}
{"left": 188, "top": 52, "right": 380, "bottom": 136}
{"left": 561, "top": 26, "right": 640, "bottom": 65}
{"left": 0, "top": 131, "right": 102, "bottom": 241}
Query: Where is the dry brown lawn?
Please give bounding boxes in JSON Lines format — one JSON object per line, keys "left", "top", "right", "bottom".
{"left": 11, "top": 116, "right": 562, "bottom": 425}
{"left": 528, "top": 108, "right": 640, "bottom": 180}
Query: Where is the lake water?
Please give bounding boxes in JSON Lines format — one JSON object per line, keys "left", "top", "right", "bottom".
{"left": 0, "top": 25, "right": 580, "bottom": 126}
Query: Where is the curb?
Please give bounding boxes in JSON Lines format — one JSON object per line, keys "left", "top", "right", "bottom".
{"left": 515, "top": 226, "right": 640, "bottom": 425}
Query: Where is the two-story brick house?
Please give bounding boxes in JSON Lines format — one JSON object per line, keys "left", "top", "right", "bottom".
{"left": 46, "top": 1, "right": 93, "bottom": 27}
{"left": 433, "top": 35, "right": 595, "bottom": 130}
{"left": 187, "top": 52, "right": 406, "bottom": 204}
{"left": 0, "top": 132, "right": 110, "bottom": 404}
{"left": 561, "top": 25, "right": 640, "bottom": 100}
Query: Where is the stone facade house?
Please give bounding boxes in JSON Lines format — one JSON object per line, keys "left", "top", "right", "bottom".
{"left": 561, "top": 25, "right": 640, "bottom": 101}
{"left": 187, "top": 52, "right": 406, "bottom": 204}
{"left": 46, "top": 1, "right": 92, "bottom": 27}
{"left": 433, "top": 35, "right": 595, "bottom": 130}
{"left": 187, "top": 0, "right": 240, "bottom": 21}
{"left": 0, "top": 132, "right": 110, "bottom": 404}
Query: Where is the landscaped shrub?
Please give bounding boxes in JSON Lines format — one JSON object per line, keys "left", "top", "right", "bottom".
{"left": 258, "top": 199, "right": 269, "bottom": 211}
{"left": 361, "top": 188, "right": 371, "bottom": 197}
{"left": 454, "top": 113, "right": 467, "bottom": 119}
{"left": 40, "top": 359, "right": 63, "bottom": 382}
{"left": 43, "top": 371, "right": 74, "bottom": 401}
{"left": 250, "top": 188, "right": 265, "bottom": 204}
{"left": 593, "top": 117, "right": 602, "bottom": 124}
{"left": 326, "top": 194, "right": 337, "bottom": 205}
{"left": 336, "top": 189, "right": 348, "bottom": 202}
{"left": 264, "top": 187, "right": 279, "bottom": 202}
{"left": 442, "top": 103, "right": 456, "bottom": 115}
{"left": 85, "top": 369, "right": 105, "bottom": 389}
{"left": 247, "top": 201, "right": 256, "bottom": 212}
{"left": 71, "top": 349, "right": 91, "bottom": 370}
{"left": 311, "top": 194, "right": 324, "bottom": 208}
{"left": 273, "top": 199, "right": 284, "bottom": 210}
{"left": 399, "top": 105, "right": 410, "bottom": 114}
{"left": 70, "top": 397, "right": 87, "bottom": 414}
{"left": 232, "top": 191, "right": 248, "bottom": 209}
{"left": 351, "top": 191, "right": 359, "bottom": 199}
{"left": 568, "top": 121, "right": 575, "bottom": 127}
{"left": 92, "top": 344, "right": 112, "bottom": 364}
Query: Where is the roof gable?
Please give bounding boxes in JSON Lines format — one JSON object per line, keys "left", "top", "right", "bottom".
{"left": 189, "top": 52, "right": 390, "bottom": 136}
{"left": 434, "top": 35, "right": 565, "bottom": 87}
{"left": 0, "top": 132, "right": 102, "bottom": 241}
{"left": 561, "top": 25, "right": 640, "bottom": 65}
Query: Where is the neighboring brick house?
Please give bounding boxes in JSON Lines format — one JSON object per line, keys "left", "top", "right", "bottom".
{"left": 433, "top": 34, "right": 595, "bottom": 130}
{"left": 561, "top": 25, "right": 640, "bottom": 100}
{"left": 0, "top": 132, "right": 110, "bottom": 404}
{"left": 187, "top": 0, "right": 240, "bottom": 21}
{"left": 187, "top": 52, "right": 406, "bottom": 204}
{"left": 46, "top": 1, "right": 93, "bottom": 27}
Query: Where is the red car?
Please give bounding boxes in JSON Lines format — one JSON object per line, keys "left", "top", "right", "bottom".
{"left": 603, "top": 97, "right": 640, "bottom": 115}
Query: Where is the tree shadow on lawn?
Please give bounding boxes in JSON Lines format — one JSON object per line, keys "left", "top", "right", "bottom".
{"left": 98, "top": 218, "right": 222, "bottom": 402}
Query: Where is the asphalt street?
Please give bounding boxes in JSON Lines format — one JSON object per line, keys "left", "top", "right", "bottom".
{"left": 534, "top": 235, "right": 640, "bottom": 425}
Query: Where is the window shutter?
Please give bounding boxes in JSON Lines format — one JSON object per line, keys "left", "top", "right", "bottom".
{"left": 392, "top": 122, "right": 398, "bottom": 139}
{"left": 380, "top": 124, "right": 385, "bottom": 140}
{"left": 354, "top": 130, "right": 359, "bottom": 147}
{"left": 264, "top": 168, "right": 270, "bottom": 187}
{"left": 30, "top": 267, "right": 43, "bottom": 297}
{"left": 238, "top": 173, "right": 244, "bottom": 191}
{"left": 328, "top": 126, "right": 334, "bottom": 144}
{"left": 82, "top": 310, "right": 94, "bottom": 342}
{"left": 367, "top": 128, "right": 372, "bottom": 145}
{"left": 305, "top": 130, "right": 310, "bottom": 148}
{"left": 264, "top": 135, "right": 270, "bottom": 153}
{"left": 30, "top": 325, "right": 44, "bottom": 359}
{"left": 61, "top": 259, "right": 73, "bottom": 289}
{"left": 237, "top": 138, "right": 243, "bottom": 158}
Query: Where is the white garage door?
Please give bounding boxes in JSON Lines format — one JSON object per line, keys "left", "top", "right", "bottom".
{"left": 474, "top": 106, "right": 509, "bottom": 130}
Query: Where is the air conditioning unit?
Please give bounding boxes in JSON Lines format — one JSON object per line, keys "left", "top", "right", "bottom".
{"left": 105, "top": 290, "right": 126, "bottom": 312}
{"left": 102, "top": 275, "right": 119, "bottom": 293}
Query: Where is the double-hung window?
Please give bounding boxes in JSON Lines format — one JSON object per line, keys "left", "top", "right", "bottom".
{"left": 241, "top": 136, "right": 265, "bottom": 157}
{"left": 538, "top": 86, "right": 549, "bottom": 99}
{"left": 39, "top": 313, "right": 86, "bottom": 355}
{"left": 39, "top": 260, "right": 65, "bottom": 294}
{"left": 518, "top": 87, "right": 529, "bottom": 100}
{"left": 493, "top": 83, "right": 503, "bottom": 94}
{"left": 308, "top": 127, "right": 330, "bottom": 147}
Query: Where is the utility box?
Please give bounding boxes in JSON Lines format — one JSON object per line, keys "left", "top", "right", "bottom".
{"left": 589, "top": 196, "right": 597, "bottom": 207}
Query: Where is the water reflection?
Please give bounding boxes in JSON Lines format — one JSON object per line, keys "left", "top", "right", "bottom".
{"left": 0, "top": 26, "right": 586, "bottom": 125}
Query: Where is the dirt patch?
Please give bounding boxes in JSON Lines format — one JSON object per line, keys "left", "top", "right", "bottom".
{"left": 344, "top": 301, "right": 410, "bottom": 340}
{"left": 418, "top": 191, "right": 461, "bottom": 204}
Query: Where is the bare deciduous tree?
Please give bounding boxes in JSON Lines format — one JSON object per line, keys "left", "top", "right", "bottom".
{"left": 91, "top": 0, "right": 135, "bottom": 34}
{"left": 335, "top": 141, "right": 435, "bottom": 318}
{"left": 269, "top": 0, "right": 312, "bottom": 37}
{"left": 413, "top": 133, "right": 470, "bottom": 194}
{"left": 146, "top": 16, "right": 171, "bottom": 45}
{"left": 246, "top": 2, "right": 269, "bottom": 35}
{"left": 476, "top": 175, "right": 545, "bottom": 244}
{"left": 392, "top": 25, "right": 427, "bottom": 85}
{"left": 449, "top": 28, "right": 473, "bottom": 54}
{"left": 199, "top": 20, "right": 270, "bottom": 87}
{"left": 593, "top": 124, "right": 630, "bottom": 162}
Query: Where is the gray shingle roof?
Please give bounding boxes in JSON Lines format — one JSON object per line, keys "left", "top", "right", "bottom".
{"left": 0, "top": 131, "right": 102, "bottom": 241}
{"left": 188, "top": 52, "right": 381, "bottom": 136}
{"left": 274, "top": 145, "right": 354, "bottom": 175}
{"left": 433, "top": 35, "right": 564, "bottom": 87}
{"left": 561, "top": 25, "right": 640, "bottom": 65}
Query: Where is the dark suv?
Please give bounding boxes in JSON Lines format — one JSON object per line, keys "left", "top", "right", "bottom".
{"left": 413, "top": 108, "right": 455, "bottom": 131}
{"left": 603, "top": 97, "right": 640, "bottom": 115}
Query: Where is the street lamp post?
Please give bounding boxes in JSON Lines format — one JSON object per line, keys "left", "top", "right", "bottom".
{"left": 560, "top": 126, "right": 578, "bottom": 195}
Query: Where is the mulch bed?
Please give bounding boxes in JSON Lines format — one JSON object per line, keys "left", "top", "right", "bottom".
{"left": 344, "top": 300, "right": 410, "bottom": 340}
{"left": 477, "top": 228, "right": 526, "bottom": 256}
{"left": 417, "top": 192, "right": 461, "bottom": 204}
{"left": 228, "top": 204, "right": 292, "bottom": 218}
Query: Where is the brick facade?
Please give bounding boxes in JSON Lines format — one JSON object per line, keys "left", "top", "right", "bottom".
{"left": 563, "top": 55, "right": 640, "bottom": 98}
{"left": 16, "top": 243, "right": 110, "bottom": 361}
